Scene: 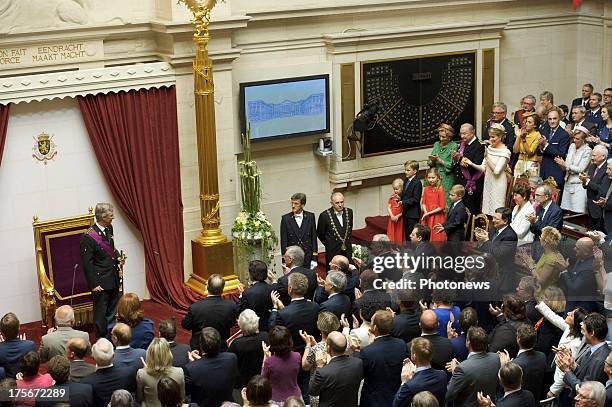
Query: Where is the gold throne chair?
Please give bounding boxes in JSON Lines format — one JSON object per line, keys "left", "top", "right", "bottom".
{"left": 33, "top": 209, "right": 110, "bottom": 328}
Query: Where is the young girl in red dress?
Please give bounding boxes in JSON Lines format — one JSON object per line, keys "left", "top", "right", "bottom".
{"left": 421, "top": 168, "right": 447, "bottom": 241}
{"left": 386, "top": 178, "right": 404, "bottom": 242}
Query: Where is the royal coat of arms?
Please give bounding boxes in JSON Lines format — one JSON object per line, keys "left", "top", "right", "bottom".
{"left": 32, "top": 132, "right": 58, "bottom": 164}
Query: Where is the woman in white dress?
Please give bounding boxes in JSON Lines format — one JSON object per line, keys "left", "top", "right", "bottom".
{"left": 510, "top": 183, "right": 535, "bottom": 246}
{"left": 463, "top": 123, "right": 511, "bottom": 216}
{"left": 555, "top": 127, "right": 592, "bottom": 214}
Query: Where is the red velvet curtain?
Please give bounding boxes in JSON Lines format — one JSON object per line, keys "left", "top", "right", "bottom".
{"left": 0, "top": 103, "right": 10, "bottom": 166}
{"left": 77, "top": 86, "right": 200, "bottom": 310}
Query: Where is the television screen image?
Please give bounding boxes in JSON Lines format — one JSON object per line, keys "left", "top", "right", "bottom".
{"left": 240, "top": 75, "right": 330, "bottom": 141}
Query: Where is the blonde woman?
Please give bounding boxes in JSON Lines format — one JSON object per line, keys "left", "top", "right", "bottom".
{"left": 463, "top": 123, "right": 511, "bottom": 216}
{"left": 513, "top": 112, "right": 541, "bottom": 177}
{"left": 428, "top": 123, "right": 458, "bottom": 206}
{"left": 556, "top": 127, "right": 592, "bottom": 214}
{"left": 533, "top": 227, "right": 567, "bottom": 296}
{"left": 137, "top": 338, "right": 185, "bottom": 407}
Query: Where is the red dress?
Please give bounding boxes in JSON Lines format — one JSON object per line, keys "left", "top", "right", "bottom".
{"left": 422, "top": 186, "right": 447, "bottom": 242}
{"left": 387, "top": 194, "right": 404, "bottom": 242}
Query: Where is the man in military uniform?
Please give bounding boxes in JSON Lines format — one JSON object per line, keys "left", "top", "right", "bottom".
{"left": 280, "top": 193, "right": 318, "bottom": 269}
{"left": 80, "top": 203, "right": 124, "bottom": 339}
{"left": 317, "top": 192, "right": 353, "bottom": 268}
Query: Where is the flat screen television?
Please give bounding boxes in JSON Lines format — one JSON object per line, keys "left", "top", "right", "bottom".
{"left": 239, "top": 74, "right": 330, "bottom": 142}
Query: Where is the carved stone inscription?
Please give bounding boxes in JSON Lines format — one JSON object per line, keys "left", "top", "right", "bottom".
{"left": 0, "top": 41, "right": 101, "bottom": 68}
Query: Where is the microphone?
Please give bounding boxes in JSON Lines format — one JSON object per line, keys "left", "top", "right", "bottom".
{"left": 70, "top": 264, "right": 79, "bottom": 307}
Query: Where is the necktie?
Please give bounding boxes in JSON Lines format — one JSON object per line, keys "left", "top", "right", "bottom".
{"left": 491, "top": 230, "right": 499, "bottom": 241}
{"left": 594, "top": 165, "right": 600, "bottom": 178}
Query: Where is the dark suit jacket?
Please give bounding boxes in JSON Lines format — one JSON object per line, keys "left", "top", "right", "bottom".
{"left": 446, "top": 352, "right": 501, "bottom": 407}
{"left": 81, "top": 365, "right": 137, "bottom": 407}
{"left": 570, "top": 119, "right": 598, "bottom": 136}
{"left": 356, "top": 335, "right": 408, "bottom": 407}
{"left": 275, "top": 267, "right": 317, "bottom": 304}
{"left": 418, "top": 334, "right": 454, "bottom": 371}
{"left": 540, "top": 126, "right": 570, "bottom": 187}
{"left": 451, "top": 334, "right": 469, "bottom": 361}
{"left": 169, "top": 341, "right": 191, "bottom": 368}
{"left": 572, "top": 97, "right": 590, "bottom": 108}
{"left": 480, "top": 226, "right": 518, "bottom": 294}
{"left": 559, "top": 257, "right": 599, "bottom": 304}
{"left": 238, "top": 280, "right": 274, "bottom": 331}
{"left": 317, "top": 207, "right": 353, "bottom": 264}
{"left": 352, "top": 289, "right": 393, "bottom": 324}
{"left": 392, "top": 310, "right": 421, "bottom": 343}
{"left": 69, "top": 360, "right": 96, "bottom": 382}
{"left": 80, "top": 224, "right": 119, "bottom": 290}
{"left": 183, "top": 352, "right": 238, "bottom": 407}
{"left": 530, "top": 201, "right": 564, "bottom": 240}
{"left": 401, "top": 176, "right": 423, "bottom": 220}
{"left": 488, "top": 318, "right": 532, "bottom": 358}
{"left": 514, "top": 349, "right": 547, "bottom": 401}
{"left": 112, "top": 346, "right": 145, "bottom": 368}
{"left": 36, "top": 381, "right": 94, "bottom": 407}
{"left": 584, "top": 162, "right": 611, "bottom": 221}
{"left": 496, "top": 389, "right": 536, "bottom": 407}
{"left": 280, "top": 210, "right": 318, "bottom": 266}
{"left": 564, "top": 343, "right": 610, "bottom": 393}
{"left": 309, "top": 355, "right": 363, "bottom": 407}
{"left": 0, "top": 338, "right": 36, "bottom": 378}
{"left": 456, "top": 138, "right": 486, "bottom": 214}
{"left": 392, "top": 367, "right": 447, "bottom": 407}
{"left": 484, "top": 118, "right": 516, "bottom": 151}
{"left": 182, "top": 296, "right": 238, "bottom": 350}
{"left": 602, "top": 181, "right": 612, "bottom": 233}
{"left": 318, "top": 292, "right": 351, "bottom": 320}
{"left": 444, "top": 200, "right": 468, "bottom": 241}
{"left": 269, "top": 298, "right": 320, "bottom": 355}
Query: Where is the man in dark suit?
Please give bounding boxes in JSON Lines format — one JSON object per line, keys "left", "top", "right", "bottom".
{"left": 280, "top": 192, "right": 318, "bottom": 269}
{"left": 581, "top": 144, "right": 611, "bottom": 231}
{"left": 476, "top": 207, "right": 518, "bottom": 294}
{"left": 309, "top": 331, "right": 363, "bottom": 407}
{"left": 328, "top": 255, "right": 360, "bottom": 302}
{"left": 400, "top": 160, "right": 423, "bottom": 238}
{"left": 477, "top": 362, "right": 536, "bottom": 407}
{"left": 571, "top": 83, "right": 594, "bottom": 109}
{"left": 110, "top": 323, "right": 145, "bottom": 368}
{"left": 539, "top": 108, "right": 571, "bottom": 193}
{"left": 557, "top": 313, "right": 610, "bottom": 396}
{"left": 559, "top": 238, "right": 600, "bottom": 313}
{"left": 238, "top": 260, "right": 274, "bottom": 330}
{"left": 158, "top": 318, "right": 190, "bottom": 368}
{"left": 451, "top": 123, "right": 485, "bottom": 215}
{"left": 513, "top": 324, "right": 547, "bottom": 402}
{"left": 450, "top": 307, "right": 478, "bottom": 362}
{"left": 354, "top": 309, "right": 408, "bottom": 407}
{"left": 0, "top": 312, "right": 36, "bottom": 378}
{"left": 604, "top": 352, "right": 612, "bottom": 405}
{"left": 436, "top": 185, "right": 468, "bottom": 241}
{"left": 408, "top": 224, "right": 437, "bottom": 276}
{"left": 272, "top": 246, "right": 317, "bottom": 304}
{"left": 80, "top": 203, "right": 124, "bottom": 339}
{"left": 483, "top": 102, "right": 517, "bottom": 153}
{"left": 317, "top": 192, "right": 353, "bottom": 267}
{"left": 446, "top": 326, "right": 501, "bottom": 407}
{"left": 314, "top": 272, "right": 351, "bottom": 320}
{"left": 567, "top": 105, "right": 598, "bottom": 136}
{"left": 38, "top": 355, "right": 94, "bottom": 407}
{"left": 66, "top": 338, "right": 96, "bottom": 382}
{"left": 352, "top": 269, "right": 393, "bottom": 324}
{"left": 81, "top": 338, "right": 137, "bottom": 407}
{"left": 182, "top": 274, "right": 238, "bottom": 350}
{"left": 183, "top": 327, "right": 238, "bottom": 407}
{"left": 391, "top": 290, "right": 421, "bottom": 344}
{"left": 595, "top": 160, "right": 612, "bottom": 233}
{"left": 410, "top": 310, "right": 453, "bottom": 371}
{"left": 392, "top": 337, "right": 447, "bottom": 407}
{"left": 528, "top": 185, "right": 564, "bottom": 258}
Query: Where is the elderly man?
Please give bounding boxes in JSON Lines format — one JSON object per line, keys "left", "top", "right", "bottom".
{"left": 80, "top": 203, "right": 124, "bottom": 339}
{"left": 66, "top": 337, "right": 95, "bottom": 382}
{"left": 271, "top": 246, "right": 317, "bottom": 305}
{"left": 39, "top": 305, "right": 89, "bottom": 362}
{"left": 572, "top": 83, "right": 594, "bottom": 109}
{"left": 512, "top": 95, "right": 536, "bottom": 127}
{"left": 81, "top": 338, "right": 137, "bottom": 407}
{"left": 593, "top": 158, "right": 612, "bottom": 233}
{"left": 280, "top": 192, "right": 318, "bottom": 269}
{"left": 483, "top": 102, "right": 516, "bottom": 151}
{"left": 580, "top": 144, "right": 611, "bottom": 231}
{"left": 559, "top": 238, "right": 600, "bottom": 313}
{"left": 451, "top": 123, "right": 485, "bottom": 215}
{"left": 567, "top": 105, "right": 598, "bottom": 136}
{"left": 539, "top": 91, "right": 556, "bottom": 120}
{"left": 539, "top": 108, "right": 571, "bottom": 193}
{"left": 314, "top": 271, "right": 351, "bottom": 320}
{"left": 574, "top": 381, "right": 607, "bottom": 407}
{"left": 317, "top": 192, "right": 353, "bottom": 267}
{"left": 528, "top": 185, "right": 563, "bottom": 259}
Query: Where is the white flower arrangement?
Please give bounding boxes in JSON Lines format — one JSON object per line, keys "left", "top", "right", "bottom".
{"left": 352, "top": 244, "right": 368, "bottom": 262}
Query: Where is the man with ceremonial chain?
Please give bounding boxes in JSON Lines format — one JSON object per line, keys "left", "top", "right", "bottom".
{"left": 317, "top": 192, "right": 353, "bottom": 268}
{"left": 80, "top": 203, "right": 125, "bottom": 339}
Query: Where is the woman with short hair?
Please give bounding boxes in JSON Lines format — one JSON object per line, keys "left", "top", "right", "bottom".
{"left": 556, "top": 127, "right": 592, "bottom": 214}
{"left": 137, "top": 338, "right": 185, "bottom": 407}
{"left": 261, "top": 326, "right": 302, "bottom": 404}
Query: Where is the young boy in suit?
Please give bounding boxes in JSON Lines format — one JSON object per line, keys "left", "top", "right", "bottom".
{"left": 401, "top": 160, "right": 423, "bottom": 240}
{"left": 435, "top": 184, "right": 468, "bottom": 242}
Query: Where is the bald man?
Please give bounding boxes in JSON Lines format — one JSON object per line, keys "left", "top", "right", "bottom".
{"left": 559, "top": 237, "right": 599, "bottom": 313}
{"left": 317, "top": 192, "right": 353, "bottom": 267}
{"left": 411, "top": 310, "right": 453, "bottom": 371}
{"left": 39, "top": 305, "right": 90, "bottom": 362}
{"left": 66, "top": 337, "right": 95, "bottom": 382}
{"left": 309, "top": 332, "right": 363, "bottom": 407}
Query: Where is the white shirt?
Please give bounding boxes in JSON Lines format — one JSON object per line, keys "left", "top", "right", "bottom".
{"left": 541, "top": 200, "right": 552, "bottom": 221}
{"left": 335, "top": 211, "right": 344, "bottom": 227}
{"left": 95, "top": 222, "right": 107, "bottom": 235}
{"left": 293, "top": 211, "right": 303, "bottom": 228}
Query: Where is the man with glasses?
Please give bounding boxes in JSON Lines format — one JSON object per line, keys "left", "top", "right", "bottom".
{"left": 527, "top": 185, "right": 563, "bottom": 259}
{"left": 484, "top": 102, "right": 516, "bottom": 152}
{"left": 512, "top": 95, "right": 536, "bottom": 128}
{"left": 574, "top": 381, "right": 606, "bottom": 406}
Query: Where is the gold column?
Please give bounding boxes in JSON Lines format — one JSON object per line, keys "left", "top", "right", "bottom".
{"left": 179, "top": 0, "right": 239, "bottom": 295}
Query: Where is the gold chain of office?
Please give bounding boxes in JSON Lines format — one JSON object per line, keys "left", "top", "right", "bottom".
{"left": 326, "top": 209, "right": 350, "bottom": 251}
